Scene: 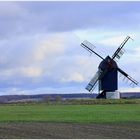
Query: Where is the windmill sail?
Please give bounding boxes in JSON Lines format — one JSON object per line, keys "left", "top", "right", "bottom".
{"left": 117, "top": 68, "right": 138, "bottom": 85}
{"left": 86, "top": 70, "right": 100, "bottom": 92}
{"left": 112, "top": 36, "right": 131, "bottom": 61}
{"left": 81, "top": 40, "right": 96, "bottom": 54}
{"left": 86, "top": 69, "right": 106, "bottom": 92}
{"left": 81, "top": 40, "right": 104, "bottom": 60}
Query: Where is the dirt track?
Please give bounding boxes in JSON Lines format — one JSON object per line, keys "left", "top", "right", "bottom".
{"left": 0, "top": 122, "right": 139, "bottom": 139}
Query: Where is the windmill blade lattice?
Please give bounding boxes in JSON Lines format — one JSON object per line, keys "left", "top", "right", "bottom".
{"left": 112, "top": 36, "right": 131, "bottom": 61}
{"left": 86, "top": 70, "right": 100, "bottom": 92}
{"left": 81, "top": 40, "right": 104, "bottom": 60}
{"left": 117, "top": 68, "right": 138, "bottom": 86}
{"left": 86, "top": 69, "right": 108, "bottom": 92}
{"left": 81, "top": 40, "right": 96, "bottom": 53}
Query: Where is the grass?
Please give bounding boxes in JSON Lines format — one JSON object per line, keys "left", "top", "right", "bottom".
{"left": 61, "top": 98, "right": 140, "bottom": 105}
{"left": 0, "top": 103, "right": 139, "bottom": 123}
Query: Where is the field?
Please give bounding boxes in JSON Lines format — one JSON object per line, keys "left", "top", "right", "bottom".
{"left": 0, "top": 99, "right": 140, "bottom": 138}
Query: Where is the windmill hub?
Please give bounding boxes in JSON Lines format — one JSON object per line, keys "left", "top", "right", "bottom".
{"left": 99, "top": 56, "right": 118, "bottom": 71}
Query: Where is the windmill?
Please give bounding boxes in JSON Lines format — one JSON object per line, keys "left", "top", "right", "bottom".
{"left": 81, "top": 36, "right": 138, "bottom": 99}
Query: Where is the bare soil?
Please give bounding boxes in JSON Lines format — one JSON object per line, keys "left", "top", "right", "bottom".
{"left": 0, "top": 122, "right": 139, "bottom": 139}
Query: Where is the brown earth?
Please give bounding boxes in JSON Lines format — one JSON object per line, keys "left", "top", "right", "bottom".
{"left": 0, "top": 122, "right": 139, "bottom": 139}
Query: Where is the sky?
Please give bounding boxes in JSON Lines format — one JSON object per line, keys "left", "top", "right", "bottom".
{"left": 0, "top": 1, "right": 140, "bottom": 95}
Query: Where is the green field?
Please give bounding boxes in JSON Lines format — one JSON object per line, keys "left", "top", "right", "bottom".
{"left": 0, "top": 102, "right": 139, "bottom": 138}
{"left": 0, "top": 103, "right": 139, "bottom": 123}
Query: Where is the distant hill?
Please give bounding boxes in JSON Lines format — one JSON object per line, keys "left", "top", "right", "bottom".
{"left": 0, "top": 93, "right": 97, "bottom": 103}
{"left": 120, "top": 92, "right": 140, "bottom": 98}
{"left": 0, "top": 92, "right": 140, "bottom": 103}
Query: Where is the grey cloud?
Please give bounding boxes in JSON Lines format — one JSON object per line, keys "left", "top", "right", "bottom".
{"left": 1, "top": 1, "right": 140, "bottom": 39}
{"left": 0, "top": 1, "right": 139, "bottom": 94}
{"left": 17, "top": 1, "right": 140, "bottom": 32}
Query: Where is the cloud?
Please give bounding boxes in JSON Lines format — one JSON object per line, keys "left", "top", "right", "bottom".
{"left": 20, "top": 67, "right": 43, "bottom": 78}
{"left": 32, "top": 34, "right": 66, "bottom": 62}
{"left": 100, "top": 36, "right": 129, "bottom": 47}
{"left": 0, "top": 31, "right": 88, "bottom": 93}
{"left": 0, "top": 1, "right": 140, "bottom": 95}
{"left": 0, "top": 2, "right": 26, "bottom": 17}
{"left": 120, "top": 87, "right": 140, "bottom": 92}
{"left": 1, "top": 1, "right": 140, "bottom": 40}
{"left": 61, "top": 72, "right": 84, "bottom": 83}
{"left": 0, "top": 29, "right": 139, "bottom": 94}
{"left": 0, "top": 2, "right": 27, "bottom": 39}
